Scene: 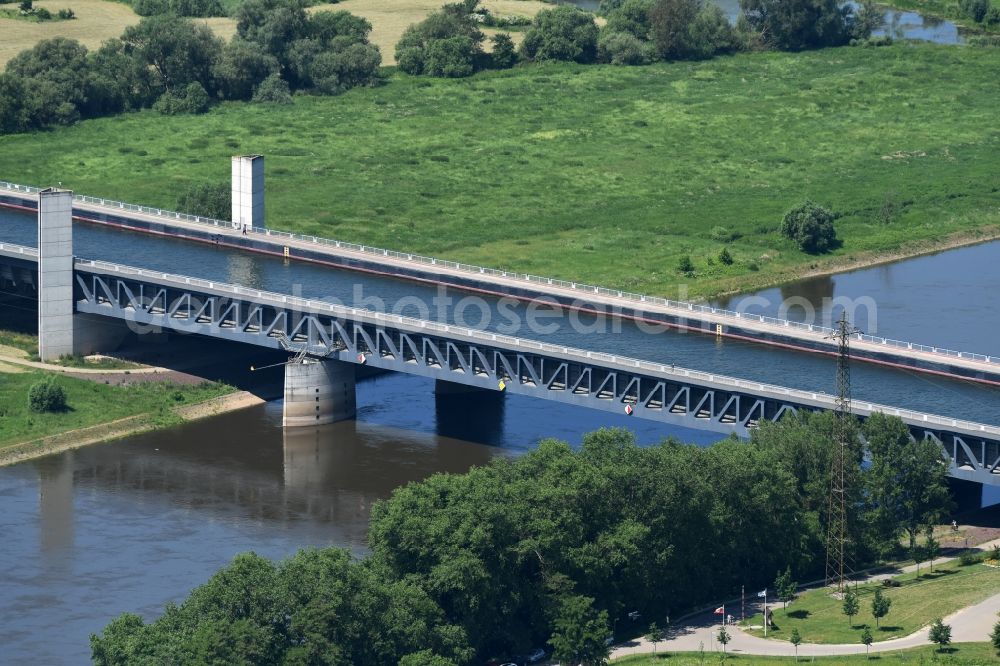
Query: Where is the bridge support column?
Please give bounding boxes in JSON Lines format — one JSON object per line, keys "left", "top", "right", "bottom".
{"left": 37, "top": 188, "right": 75, "bottom": 361}
{"left": 232, "top": 154, "right": 264, "bottom": 231}
{"left": 283, "top": 358, "right": 356, "bottom": 427}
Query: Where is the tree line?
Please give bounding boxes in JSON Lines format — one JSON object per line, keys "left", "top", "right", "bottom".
{"left": 91, "top": 411, "right": 952, "bottom": 665}
{"left": 396, "top": 0, "right": 884, "bottom": 78}
{"left": 0, "top": 0, "right": 381, "bottom": 133}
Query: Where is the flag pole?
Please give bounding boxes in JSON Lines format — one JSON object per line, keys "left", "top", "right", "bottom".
{"left": 763, "top": 590, "right": 767, "bottom": 638}
{"left": 741, "top": 585, "right": 745, "bottom": 623}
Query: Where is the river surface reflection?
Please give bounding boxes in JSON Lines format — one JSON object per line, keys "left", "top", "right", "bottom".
{"left": 0, "top": 372, "right": 712, "bottom": 664}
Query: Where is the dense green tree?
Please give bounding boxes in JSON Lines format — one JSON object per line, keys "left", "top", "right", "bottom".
{"left": 87, "top": 38, "right": 160, "bottom": 113}
{"left": 646, "top": 622, "right": 664, "bottom": 653}
{"left": 548, "top": 595, "right": 611, "bottom": 666}
{"left": 871, "top": 588, "right": 891, "bottom": 628}
{"left": 780, "top": 200, "right": 837, "bottom": 253}
{"left": 213, "top": 38, "right": 279, "bottom": 100}
{"left": 739, "top": 0, "right": 853, "bottom": 51}
{"left": 519, "top": 6, "right": 599, "bottom": 63}
{"left": 121, "top": 15, "right": 223, "bottom": 94}
{"left": 605, "top": 0, "right": 655, "bottom": 39}
{"left": 423, "top": 36, "right": 478, "bottom": 77}
{"left": 717, "top": 625, "right": 730, "bottom": 654}
{"left": 775, "top": 566, "right": 796, "bottom": 609}
{"left": 310, "top": 42, "right": 382, "bottom": 93}
{"left": 863, "top": 412, "right": 953, "bottom": 552}
{"left": 489, "top": 33, "right": 517, "bottom": 69}
{"left": 929, "top": 618, "right": 951, "bottom": 652}
{"left": 688, "top": 4, "right": 739, "bottom": 58}
{"left": 842, "top": 589, "right": 859, "bottom": 627}
{"left": 648, "top": 0, "right": 701, "bottom": 59}
{"left": 5, "top": 37, "right": 94, "bottom": 123}
{"left": 235, "top": 0, "right": 311, "bottom": 70}
{"left": 395, "top": 1, "right": 485, "bottom": 76}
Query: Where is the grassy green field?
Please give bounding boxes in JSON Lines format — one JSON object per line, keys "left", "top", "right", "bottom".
{"left": 2, "top": 45, "right": 999, "bottom": 299}
{"left": 614, "top": 642, "right": 999, "bottom": 664}
{"left": 0, "top": 370, "right": 231, "bottom": 448}
{"left": 743, "top": 560, "right": 1000, "bottom": 644}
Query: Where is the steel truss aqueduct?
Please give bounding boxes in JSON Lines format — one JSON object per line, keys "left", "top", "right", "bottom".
{"left": 2, "top": 243, "right": 999, "bottom": 486}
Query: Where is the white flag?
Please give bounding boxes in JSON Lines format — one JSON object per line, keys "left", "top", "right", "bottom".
{"left": 757, "top": 589, "right": 767, "bottom": 598}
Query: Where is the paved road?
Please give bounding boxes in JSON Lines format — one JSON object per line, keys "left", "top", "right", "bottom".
{"left": 611, "top": 539, "right": 1000, "bottom": 660}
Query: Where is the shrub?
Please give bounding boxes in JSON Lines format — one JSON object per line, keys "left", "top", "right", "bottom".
{"left": 423, "top": 35, "right": 477, "bottom": 77}
{"left": 960, "top": 0, "right": 990, "bottom": 22}
{"left": 176, "top": 181, "right": 230, "bottom": 220}
{"left": 28, "top": 379, "right": 67, "bottom": 413}
{"left": 959, "top": 550, "right": 982, "bottom": 566}
{"left": 519, "top": 6, "right": 599, "bottom": 63}
{"left": 780, "top": 201, "right": 837, "bottom": 253}
{"left": 131, "top": 0, "right": 169, "bottom": 15}
{"left": 19, "top": 0, "right": 32, "bottom": 11}
{"left": 710, "top": 225, "right": 738, "bottom": 242}
{"left": 35, "top": 6, "right": 51, "bottom": 18}
{"left": 310, "top": 42, "right": 381, "bottom": 93}
{"left": 153, "top": 82, "right": 211, "bottom": 115}
{"left": 598, "top": 31, "right": 656, "bottom": 65}
{"left": 489, "top": 32, "right": 517, "bottom": 69}
{"left": 677, "top": 254, "right": 694, "bottom": 274}
{"left": 718, "top": 247, "right": 733, "bottom": 265}
{"left": 252, "top": 73, "right": 292, "bottom": 103}
{"left": 57, "top": 8, "right": 74, "bottom": 18}
{"left": 395, "top": 1, "right": 484, "bottom": 76}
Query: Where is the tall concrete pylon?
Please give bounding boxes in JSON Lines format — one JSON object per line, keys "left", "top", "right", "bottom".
{"left": 37, "top": 188, "right": 75, "bottom": 361}
{"left": 231, "top": 154, "right": 265, "bottom": 231}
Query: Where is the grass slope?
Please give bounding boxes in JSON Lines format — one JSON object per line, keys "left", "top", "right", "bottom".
{"left": 1, "top": 45, "right": 999, "bottom": 298}
{"left": 0, "top": 370, "right": 230, "bottom": 448}
{"left": 744, "top": 559, "right": 1000, "bottom": 644}
{"left": 614, "top": 642, "right": 999, "bottom": 664}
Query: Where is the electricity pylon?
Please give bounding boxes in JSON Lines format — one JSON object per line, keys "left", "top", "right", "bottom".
{"left": 825, "top": 313, "right": 861, "bottom": 592}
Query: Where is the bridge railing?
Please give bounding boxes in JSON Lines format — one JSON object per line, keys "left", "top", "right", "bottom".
{"left": 3, "top": 181, "right": 995, "bottom": 366}
{"left": 0, "top": 242, "right": 39, "bottom": 258}
{"left": 74, "top": 256, "right": 1000, "bottom": 439}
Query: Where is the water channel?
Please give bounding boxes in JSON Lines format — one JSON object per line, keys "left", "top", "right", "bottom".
{"left": 562, "top": 0, "right": 968, "bottom": 45}
{"left": 1, "top": 208, "right": 998, "bottom": 661}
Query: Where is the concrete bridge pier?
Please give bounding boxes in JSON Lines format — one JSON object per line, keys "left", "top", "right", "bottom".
{"left": 37, "top": 188, "right": 127, "bottom": 361}
{"left": 283, "top": 358, "right": 356, "bottom": 427}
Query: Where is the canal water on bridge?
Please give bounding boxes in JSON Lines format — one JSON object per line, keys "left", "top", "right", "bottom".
{"left": 2, "top": 208, "right": 999, "bottom": 425}
{"left": 0, "top": 371, "right": 713, "bottom": 664}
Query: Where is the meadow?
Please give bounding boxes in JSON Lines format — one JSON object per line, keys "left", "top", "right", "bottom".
{"left": 2, "top": 45, "right": 1000, "bottom": 298}
{"left": 743, "top": 559, "right": 1000, "bottom": 644}
{"left": 0, "top": 369, "right": 231, "bottom": 448}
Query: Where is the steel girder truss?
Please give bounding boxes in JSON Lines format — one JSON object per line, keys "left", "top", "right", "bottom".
{"left": 66, "top": 268, "right": 1000, "bottom": 485}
